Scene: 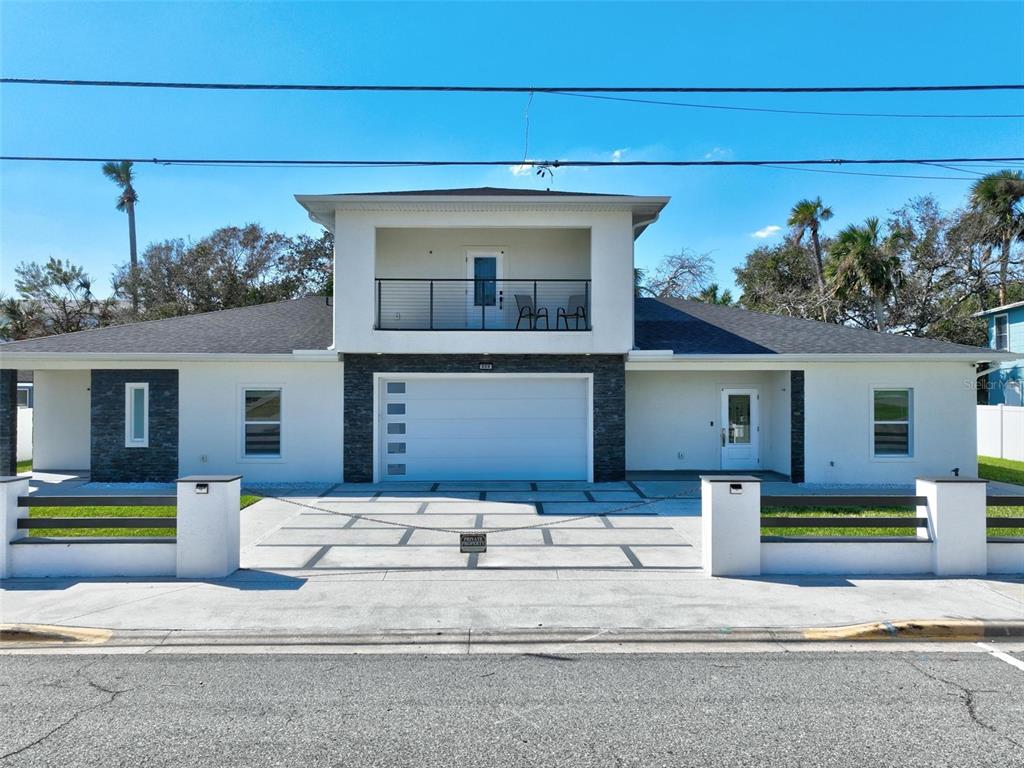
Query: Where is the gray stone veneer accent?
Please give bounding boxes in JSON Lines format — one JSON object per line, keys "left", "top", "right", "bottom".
{"left": 0, "top": 369, "right": 16, "bottom": 476}
{"left": 790, "top": 370, "right": 805, "bottom": 484}
{"left": 343, "top": 355, "right": 626, "bottom": 482}
{"left": 91, "top": 369, "right": 179, "bottom": 482}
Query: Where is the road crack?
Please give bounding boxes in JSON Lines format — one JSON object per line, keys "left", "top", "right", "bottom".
{"left": 905, "top": 659, "right": 1023, "bottom": 750}
{"left": 0, "top": 659, "right": 130, "bottom": 761}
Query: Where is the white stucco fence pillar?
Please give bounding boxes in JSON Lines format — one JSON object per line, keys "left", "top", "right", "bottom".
{"left": 701, "top": 475, "right": 762, "bottom": 577}
{"left": 0, "top": 476, "right": 31, "bottom": 579}
{"left": 176, "top": 475, "right": 242, "bottom": 579}
{"left": 916, "top": 477, "right": 988, "bottom": 577}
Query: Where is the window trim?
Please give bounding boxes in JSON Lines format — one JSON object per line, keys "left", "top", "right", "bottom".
{"left": 993, "top": 313, "right": 1010, "bottom": 351}
{"left": 124, "top": 382, "right": 149, "bottom": 448}
{"left": 870, "top": 386, "right": 913, "bottom": 460}
{"left": 241, "top": 386, "right": 284, "bottom": 461}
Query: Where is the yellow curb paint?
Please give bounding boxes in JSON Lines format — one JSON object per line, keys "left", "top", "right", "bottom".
{"left": 0, "top": 624, "right": 113, "bottom": 645}
{"left": 803, "top": 620, "right": 986, "bottom": 642}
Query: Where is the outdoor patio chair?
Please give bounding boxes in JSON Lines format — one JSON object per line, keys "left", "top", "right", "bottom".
{"left": 557, "top": 294, "right": 588, "bottom": 329}
{"left": 514, "top": 294, "right": 549, "bottom": 330}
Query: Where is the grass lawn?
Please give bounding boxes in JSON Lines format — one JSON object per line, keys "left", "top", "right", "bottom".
{"left": 763, "top": 456, "right": 1024, "bottom": 537}
{"left": 29, "top": 495, "right": 263, "bottom": 537}
{"left": 978, "top": 455, "right": 1024, "bottom": 485}
{"left": 16, "top": 459, "right": 31, "bottom": 474}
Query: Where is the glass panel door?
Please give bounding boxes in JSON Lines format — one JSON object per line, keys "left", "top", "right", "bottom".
{"left": 728, "top": 394, "right": 751, "bottom": 444}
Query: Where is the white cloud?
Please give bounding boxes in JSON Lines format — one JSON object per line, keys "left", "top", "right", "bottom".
{"left": 508, "top": 163, "right": 534, "bottom": 176}
{"left": 752, "top": 225, "right": 782, "bottom": 239}
{"left": 703, "top": 147, "right": 733, "bottom": 161}
{"left": 611, "top": 148, "right": 628, "bottom": 162}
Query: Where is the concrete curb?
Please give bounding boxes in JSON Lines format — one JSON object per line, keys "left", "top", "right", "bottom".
{"left": 2, "top": 621, "right": 1023, "bottom": 650}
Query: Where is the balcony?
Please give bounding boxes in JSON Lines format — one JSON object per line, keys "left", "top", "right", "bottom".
{"left": 374, "top": 279, "right": 592, "bottom": 331}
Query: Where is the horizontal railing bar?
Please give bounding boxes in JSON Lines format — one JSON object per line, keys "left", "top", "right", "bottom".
{"left": 375, "top": 278, "right": 591, "bottom": 283}
{"left": 761, "top": 535, "right": 927, "bottom": 543}
{"left": 986, "top": 496, "right": 1024, "bottom": 506}
{"left": 761, "top": 495, "right": 927, "bottom": 508}
{"left": 985, "top": 518, "right": 1024, "bottom": 528}
{"left": 18, "top": 517, "right": 177, "bottom": 529}
{"left": 761, "top": 516, "right": 928, "bottom": 528}
{"left": 17, "top": 496, "right": 177, "bottom": 508}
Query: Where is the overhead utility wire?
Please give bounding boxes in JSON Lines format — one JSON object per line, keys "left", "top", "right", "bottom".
{"left": 547, "top": 91, "right": 1024, "bottom": 119}
{"left": 1, "top": 155, "right": 1021, "bottom": 168}
{"left": 2, "top": 77, "right": 1023, "bottom": 93}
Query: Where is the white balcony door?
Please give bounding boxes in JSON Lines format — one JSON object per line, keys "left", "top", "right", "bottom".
{"left": 720, "top": 388, "right": 760, "bottom": 470}
{"left": 465, "top": 249, "right": 504, "bottom": 329}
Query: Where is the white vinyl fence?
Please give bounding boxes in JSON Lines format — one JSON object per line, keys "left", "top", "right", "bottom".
{"left": 978, "top": 405, "right": 1024, "bottom": 462}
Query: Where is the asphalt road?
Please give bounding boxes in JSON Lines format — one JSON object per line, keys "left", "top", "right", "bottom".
{"left": 1, "top": 651, "right": 1023, "bottom": 767}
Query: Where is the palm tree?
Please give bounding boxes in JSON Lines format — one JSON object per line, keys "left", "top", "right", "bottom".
{"left": 695, "top": 283, "right": 733, "bottom": 305}
{"left": 828, "top": 217, "right": 905, "bottom": 332}
{"left": 102, "top": 161, "right": 140, "bottom": 314}
{"left": 787, "top": 197, "right": 833, "bottom": 296}
{"left": 970, "top": 170, "right": 1024, "bottom": 306}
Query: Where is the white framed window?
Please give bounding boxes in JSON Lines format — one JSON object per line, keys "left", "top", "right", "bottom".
{"left": 243, "top": 388, "right": 282, "bottom": 457}
{"left": 872, "top": 388, "right": 912, "bottom": 457}
{"left": 125, "top": 383, "right": 149, "bottom": 448}
{"left": 994, "top": 314, "right": 1009, "bottom": 351}
{"left": 16, "top": 384, "right": 33, "bottom": 408}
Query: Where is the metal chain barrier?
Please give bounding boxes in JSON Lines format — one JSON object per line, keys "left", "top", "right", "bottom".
{"left": 253, "top": 487, "right": 700, "bottom": 536}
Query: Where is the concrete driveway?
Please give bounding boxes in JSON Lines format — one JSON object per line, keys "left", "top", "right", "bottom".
{"left": 241, "top": 481, "right": 703, "bottom": 572}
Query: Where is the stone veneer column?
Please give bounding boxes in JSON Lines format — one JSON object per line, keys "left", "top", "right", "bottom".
{"left": 789, "top": 370, "right": 805, "bottom": 484}
{"left": 0, "top": 370, "right": 17, "bottom": 476}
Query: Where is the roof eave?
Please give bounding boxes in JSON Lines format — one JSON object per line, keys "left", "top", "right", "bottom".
{"left": 626, "top": 351, "right": 1018, "bottom": 364}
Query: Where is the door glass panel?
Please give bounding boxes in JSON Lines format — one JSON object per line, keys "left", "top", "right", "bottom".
{"left": 131, "top": 387, "right": 146, "bottom": 440}
{"left": 473, "top": 257, "right": 497, "bottom": 306}
{"left": 728, "top": 395, "right": 751, "bottom": 444}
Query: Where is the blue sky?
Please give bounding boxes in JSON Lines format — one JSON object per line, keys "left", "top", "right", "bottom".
{"left": 2, "top": 1, "right": 1022, "bottom": 297}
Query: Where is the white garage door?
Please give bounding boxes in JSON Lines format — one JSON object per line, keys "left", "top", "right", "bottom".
{"left": 378, "top": 376, "right": 590, "bottom": 481}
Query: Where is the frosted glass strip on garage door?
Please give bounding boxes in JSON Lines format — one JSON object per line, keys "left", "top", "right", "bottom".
{"left": 380, "top": 377, "right": 589, "bottom": 481}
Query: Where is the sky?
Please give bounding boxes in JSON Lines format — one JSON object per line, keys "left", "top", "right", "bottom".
{"left": 2, "top": 1, "right": 1023, "bottom": 298}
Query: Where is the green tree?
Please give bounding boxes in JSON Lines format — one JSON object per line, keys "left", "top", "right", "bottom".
{"left": 279, "top": 230, "right": 334, "bottom": 296}
{"left": 10, "top": 258, "right": 116, "bottom": 336}
{"left": 827, "top": 218, "right": 905, "bottom": 332}
{"left": 787, "top": 197, "right": 833, "bottom": 303}
{"left": 970, "top": 169, "right": 1024, "bottom": 306}
{"left": 101, "top": 161, "right": 140, "bottom": 314}
{"left": 733, "top": 240, "right": 827, "bottom": 318}
{"left": 694, "top": 283, "right": 733, "bottom": 305}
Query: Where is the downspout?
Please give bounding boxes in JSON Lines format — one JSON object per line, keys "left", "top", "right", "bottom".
{"left": 631, "top": 212, "right": 662, "bottom": 353}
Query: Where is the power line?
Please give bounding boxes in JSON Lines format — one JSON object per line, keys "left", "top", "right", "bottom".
{"left": 548, "top": 91, "right": 1024, "bottom": 119}
{"left": 1, "top": 154, "right": 1021, "bottom": 169}
{"left": 3, "top": 77, "right": 1023, "bottom": 94}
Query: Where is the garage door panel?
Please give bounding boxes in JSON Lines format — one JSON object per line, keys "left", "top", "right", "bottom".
{"left": 401, "top": 436, "right": 586, "bottom": 459}
{"left": 404, "top": 397, "right": 586, "bottom": 420}
{"left": 403, "top": 417, "right": 587, "bottom": 440}
{"left": 380, "top": 376, "right": 590, "bottom": 481}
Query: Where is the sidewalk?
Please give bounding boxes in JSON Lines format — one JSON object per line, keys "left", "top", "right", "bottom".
{"left": 2, "top": 566, "right": 1021, "bottom": 638}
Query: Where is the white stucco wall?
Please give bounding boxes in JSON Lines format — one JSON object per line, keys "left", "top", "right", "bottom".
{"left": 32, "top": 370, "right": 90, "bottom": 470}
{"left": 177, "top": 361, "right": 344, "bottom": 483}
{"left": 802, "top": 361, "right": 978, "bottom": 484}
{"left": 625, "top": 370, "right": 790, "bottom": 474}
{"left": 334, "top": 208, "right": 636, "bottom": 354}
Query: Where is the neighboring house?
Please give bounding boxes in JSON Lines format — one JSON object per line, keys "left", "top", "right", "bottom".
{"left": 975, "top": 299, "right": 1024, "bottom": 406}
{"left": 15, "top": 372, "right": 32, "bottom": 463}
{"left": 0, "top": 188, "right": 1016, "bottom": 484}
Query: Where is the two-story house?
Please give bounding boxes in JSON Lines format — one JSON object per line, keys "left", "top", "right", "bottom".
{"left": 0, "top": 188, "right": 1015, "bottom": 485}
{"left": 976, "top": 299, "right": 1024, "bottom": 406}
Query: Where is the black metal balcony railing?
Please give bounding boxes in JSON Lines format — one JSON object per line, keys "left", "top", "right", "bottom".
{"left": 375, "top": 278, "right": 592, "bottom": 331}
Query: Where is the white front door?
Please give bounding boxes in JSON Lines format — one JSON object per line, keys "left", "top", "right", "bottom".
{"left": 465, "top": 249, "right": 504, "bottom": 329}
{"left": 720, "top": 388, "right": 760, "bottom": 470}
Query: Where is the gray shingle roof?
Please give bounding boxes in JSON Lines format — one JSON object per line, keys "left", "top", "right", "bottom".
{"left": 334, "top": 187, "right": 635, "bottom": 197}
{"left": 635, "top": 297, "right": 992, "bottom": 355}
{"left": 0, "top": 296, "right": 332, "bottom": 355}
{"left": 0, "top": 294, "right": 992, "bottom": 358}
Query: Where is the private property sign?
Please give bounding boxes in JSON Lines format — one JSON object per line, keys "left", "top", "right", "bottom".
{"left": 460, "top": 533, "right": 487, "bottom": 553}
